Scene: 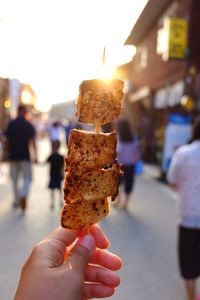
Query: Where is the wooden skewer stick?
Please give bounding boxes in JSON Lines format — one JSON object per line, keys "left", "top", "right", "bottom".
{"left": 95, "top": 124, "right": 101, "bottom": 133}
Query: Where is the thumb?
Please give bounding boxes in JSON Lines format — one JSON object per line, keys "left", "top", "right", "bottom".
{"left": 68, "top": 234, "right": 95, "bottom": 272}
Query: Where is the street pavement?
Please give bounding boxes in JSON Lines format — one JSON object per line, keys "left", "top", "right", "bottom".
{"left": 0, "top": 161, "right": 198, "bottom": 300}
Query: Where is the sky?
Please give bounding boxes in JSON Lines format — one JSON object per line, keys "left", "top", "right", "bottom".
{"left": 0, "top": 0, "right": 148, "bottom": 111}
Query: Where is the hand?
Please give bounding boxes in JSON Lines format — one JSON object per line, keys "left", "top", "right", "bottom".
{"left": 14, "top": 225, "right": 122, "bottom": 300}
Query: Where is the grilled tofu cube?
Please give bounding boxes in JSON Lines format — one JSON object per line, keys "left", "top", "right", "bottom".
{"left": 76, "top": 79, "right": 124, "bottom": 125}
{"left": 63, "top": 164, "right": 120, "bottom": 203}
{"left": 65, "top": 129, "right": 117, "bottom": 172}
{"left": 61, "top": 198, "right": 110, "bottom": 230}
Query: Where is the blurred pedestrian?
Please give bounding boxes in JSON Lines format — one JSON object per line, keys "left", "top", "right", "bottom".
{"left": 48, "top": 120, "right": 64, "bottom": 149}
{"left": 14, "top": 224, "right": 122, "bottom": 300}
{"left": 64, "top": 120, "right": 77, "bottom": 143}
{"left": 115, "top": 119, "right": 140, "bottom": 210}
{"left": 167, "top": 118, "right": 200, "bottom": 300}
{"left": 46, "top": 140, "right": 64, "bottom": 209}
{"left": 4, "top": 104, "right": 37, "bottom": 211}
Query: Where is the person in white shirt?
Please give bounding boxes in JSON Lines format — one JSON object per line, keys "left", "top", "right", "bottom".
{"left": 49, "top": 121, "right": 62, "bottom": 141}
{"left": 167, "top": 119, "right": 200, "bottom": 300}
{"left": 48, "top": 120, "right": 65, "bottom": 150}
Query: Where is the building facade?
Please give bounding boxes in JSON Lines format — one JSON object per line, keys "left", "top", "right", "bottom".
{"left": 0, "top": 78, "right": 10, "bottom": 132}
{"left": 124, "top": 0, "right": 200, "bottom": 167}
{"left": 0, "top": 78, "right": 36, "bottom": 132}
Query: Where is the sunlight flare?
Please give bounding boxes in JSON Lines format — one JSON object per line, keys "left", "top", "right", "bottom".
{"left": 0, "top": 0, "right": 148, "bottom": 111}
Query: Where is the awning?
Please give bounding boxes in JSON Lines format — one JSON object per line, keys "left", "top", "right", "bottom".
{"left": 154, "top": 87, "right": 170, "bottom": 108}
{"left": 168, "top": 80, "right": 184, "bottom": 106}
{"left": 154, "top": 80, "right": 184, "bottom": 108}
{"left": 128, "top": 86, "right": 151, "bottom": 102}
{"left": 125, "top": 0, "right": 173, "bottom": 46}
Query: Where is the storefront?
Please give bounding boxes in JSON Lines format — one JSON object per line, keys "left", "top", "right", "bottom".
{"left": 127, "top": 79, "right": 193, "bottom": 164}
{"left": 123, "top": 0, "right": 200, "bottom": 169}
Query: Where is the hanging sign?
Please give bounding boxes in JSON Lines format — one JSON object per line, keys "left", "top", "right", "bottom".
{"left": 167, "top": 17, "right": 188, "bottom": 59}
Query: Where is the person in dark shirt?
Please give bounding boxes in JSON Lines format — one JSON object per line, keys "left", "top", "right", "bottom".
{"left": 5, "top": 104, "right": 37, "bottom": 211}
{"left": 47, "top": 140, "right": 64, "bottom": 209}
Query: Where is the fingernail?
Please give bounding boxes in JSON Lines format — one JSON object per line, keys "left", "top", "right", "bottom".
{"left": 77, "top": 235, "right": 95, "bottom": 251}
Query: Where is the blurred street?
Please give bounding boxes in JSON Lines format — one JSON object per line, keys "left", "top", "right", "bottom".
{"left": 0, "top": 155, "right": 194, "bottom": 300}
{"left": 0, "top": 0, "right": 200, "bottom": 299}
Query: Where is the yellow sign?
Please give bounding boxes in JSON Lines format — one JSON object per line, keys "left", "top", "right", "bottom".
{"left": 167, "top": 18, "right": 188, "bottom": 59}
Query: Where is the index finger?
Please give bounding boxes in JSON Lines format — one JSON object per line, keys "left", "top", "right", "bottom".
{"left": 90, "top": 248, "right": 122, "bottom": 271}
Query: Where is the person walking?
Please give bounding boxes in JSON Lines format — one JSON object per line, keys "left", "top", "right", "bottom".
{"left": 167, "top": 118, "right": 200, "bottom": 300}
{"left": 48, "top": 120, "right": 64, "bottom": 148}
{"left": 4, "top": 105, "right": 37, "bottom": 211}
{"left": 115, "top": 119, "right": 140, "bottom": 210}
{"left": 46, "top": 140, "right": 64, "bottom": 209}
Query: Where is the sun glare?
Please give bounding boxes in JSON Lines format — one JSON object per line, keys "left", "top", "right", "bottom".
{"left": 99, "top": 45, "right": 136, "bottom": 81}
{"left": 0, "top": 0, "right": 147, "bottom": 111}
{"left": 99, "top": 66, "right": 115, "bottom": 81}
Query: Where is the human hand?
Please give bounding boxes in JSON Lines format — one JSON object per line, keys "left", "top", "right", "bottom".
{"left": 14, "top": 225, "right": 122, "bottom": 300}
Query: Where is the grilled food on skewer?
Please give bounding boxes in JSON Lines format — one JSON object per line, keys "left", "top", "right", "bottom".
{"left": 76, "top": 79, "right": 124, "bottom": 125}
{"left": 61, "top": 198, "right": 110, "bottom": 230}
{"left": 65, "top": 129, "right": 117, "bottom": 172}
{"left": 63, "top": 163, "right": 121, "bottom": 203}
{"left": 61, "top": 78, "right": 124, "bottom": 230}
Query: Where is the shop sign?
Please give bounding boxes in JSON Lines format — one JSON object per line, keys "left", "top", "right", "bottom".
{"left": 168, "top": 18, "right": 188, "bottom": 59}
{"left": 157, "top": 18, "right": 188, "bottom": 60}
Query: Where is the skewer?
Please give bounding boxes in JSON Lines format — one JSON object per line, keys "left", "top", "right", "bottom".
{"left": 95, "top": 124, "right": 101, "bottom": 134}
{"left": 87, "top": 124, "right": 99, "bottom": 233}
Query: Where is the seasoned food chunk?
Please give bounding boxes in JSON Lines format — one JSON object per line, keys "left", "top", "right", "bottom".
{"left": 61, "top": 198, "right": 110, "bottom": 230}
{"left": 65, "top": 129, "right": 117, "bottom": 172}
{"left": 63, "top": 164, "right": 121, "bottom": 203}
{"left": 76, "top": 79, "right": 124, "bottom": 125}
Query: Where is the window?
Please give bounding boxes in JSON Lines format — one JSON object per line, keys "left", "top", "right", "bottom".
{"left": 136, "top": 47, "right": 148, "bottom": 69}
